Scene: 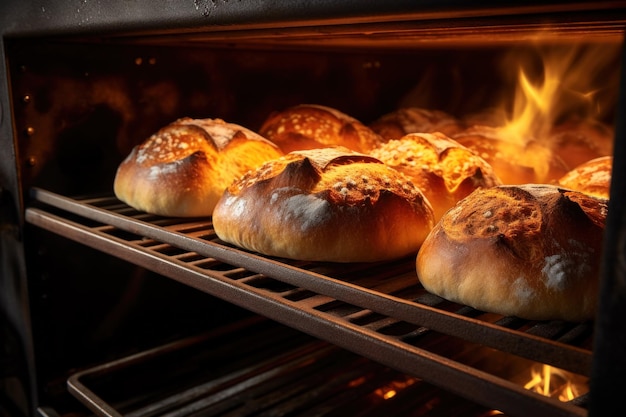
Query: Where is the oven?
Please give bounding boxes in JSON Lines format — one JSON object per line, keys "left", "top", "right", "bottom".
{"left": 1, "top": 1, "right": 625, "bottom": 417}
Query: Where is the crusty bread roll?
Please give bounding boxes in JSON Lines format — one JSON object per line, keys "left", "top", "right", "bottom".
{"left": 114, "top": 117, "right": 283, "bottom": 217}
{"left": 370, "top": 132, "right": 501, "bottom": 221}
{"left": 416, "top": 184, "right": 607, "bottom": 321}
{"left": 212, "top": 147, "right": 435, "bottom": 263}
{"left": 453, "top": 125, "right": 569, "bottom": 185}
{"left": 549, "top": 118, "right": 614, "bottom": 170}
{"left": 258, "top": 104, "right": 384, "bottom": 153}
{"left": 558, "top": 156, "right": 612, "bottom": 199}
{"left": 369, "top": 107, "right": 466, "bottom": 140}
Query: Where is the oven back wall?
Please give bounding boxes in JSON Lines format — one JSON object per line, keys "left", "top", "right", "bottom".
{"left": 11, "top": 39, "right": 609, "bottom": 197}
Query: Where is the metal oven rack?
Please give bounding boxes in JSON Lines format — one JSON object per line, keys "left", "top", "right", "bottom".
{"left": 63, "top": 317, "right": 502, "bottom": 417}
{"left": 25, "top": 187, "right": 594, "bottom": 417}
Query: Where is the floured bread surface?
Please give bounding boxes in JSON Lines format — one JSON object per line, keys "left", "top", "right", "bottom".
{"left": 370, "top": 132, "right": 501, "bottom": 221}
{"left": 212, "top": 147, "right": 435, "bottom": 262}
{"left": 369, "top": 107, "right": 466, "bottom": 140}
{"left": 114, "top": 117, "right": 283, "bottom": 217}
{"left": 558, "top": 156, "right": 612, "bottom": 199}
{"left": 258, "top": 104, "right": 384, "bottom": 153}
{"left": 416, "top": 184, "right": 607, "bottom": 321}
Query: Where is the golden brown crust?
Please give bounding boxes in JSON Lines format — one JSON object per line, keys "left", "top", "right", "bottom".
{"left": 369, "top": 107, "right": 466, "bottom": 140}
{"left": 452, "top": 125, "right": 569, "bottom": 184}
{"left": 258, "top": 104, "right": 384, "bottom": 153}
{"left": 416, "top": 184, "right": 607, "bottom": 321}
{"left": 557, "top": 156, "right": 612, "bottom": 200}
{"left": 113, "top": 117, "right": 283, "bottom": 217}
{"left": 370, "top": 132, "right": 501, "bottom": 221}
{"left": 213, "top": 147, "right": 435, "bottom": 262}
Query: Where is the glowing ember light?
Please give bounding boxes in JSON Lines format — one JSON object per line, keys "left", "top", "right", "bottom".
{"left": 374, "top": 376, "right": 418, "bottom": 400}
{"left": 481, "top": 411, "right": 504, "bottom": 416}
{"left": 524, "top": 364, "right": 588, "bottom": 402}
{"left": 380, "top": 388, "right": 397, "bottom": 400}
{"left": 347, "top": 376, "right": 367, "bottom": 388}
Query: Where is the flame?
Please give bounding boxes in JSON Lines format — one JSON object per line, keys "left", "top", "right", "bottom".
{"left": 523, "top": 364, "right": 588, "bottom": 402}
{"left": 483, "top": 362, "right": 588, "bottom": 415}
{"left": 481, "top": 43, "right": 621, "bottom": 182}
{"left": 499, "top": 44, "right": 620, "bottom": 147}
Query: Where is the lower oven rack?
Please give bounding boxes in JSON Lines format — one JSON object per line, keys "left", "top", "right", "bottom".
{"left": 25, "top": 187, "right": 593, "bottom": 417}
{"left": 66, "top": 316, "right": 501, "bottom": 417}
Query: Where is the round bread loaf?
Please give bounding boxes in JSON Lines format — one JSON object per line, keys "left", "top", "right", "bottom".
{"left": 369, "top": 107, "right": 466, "bottom": 140}
{"left": 370, "top": 132, "right": 501, "bottom": 221}
{"left": 258, "top": 104, "right": 384, "bottom": 153}
{"left": 453, "top": 125, "right": 569, "bottom": 184}
{"left": 114, "top": 117, "right": 283, "bottom": 217}
{"left": 416, "top": 184, "right": 607, "bottom": 322}
{"left": 549, "top": 118, "right": 614, "bottom": 170}
{"left": 558, "top": 156, "right": 612, "bottom": 199}
{"left": 212, "top": 147, "right": 435, "bottom": 262}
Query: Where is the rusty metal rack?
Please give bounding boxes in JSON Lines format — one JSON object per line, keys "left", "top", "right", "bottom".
{"left": 25, "top": 187, "right": 594, "bottom": 417}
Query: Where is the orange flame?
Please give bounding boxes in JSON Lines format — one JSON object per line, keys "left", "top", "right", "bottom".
{"left": 499, "top": 44, "right": 620, "bottom": 147}
{"left": 524, "top": 364, "right": 588, "bottom": 402}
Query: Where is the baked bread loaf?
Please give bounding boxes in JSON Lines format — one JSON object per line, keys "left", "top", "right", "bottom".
{"left": 370, "top": 132, "right": 501, "bottom": 221}
{"left": 369, "top": 107, "right": 465, "bottom": 140}
{"left": 549, "top": 118, "right": 614, "bottom": 170}
{"left": 212, "top": 147, "right": 435, "bottom": 262}
{"left": 558, "top": 156, "right": 612, "bottom": 199}
{"left": 453, "top": 125, "right": 569, "bottom": 184}
{"left": 258, "top": 104, "right": 384, "bottom": 153}
{"left": 416, "top": 184, "right": 607, "bottom": 322}
{"left": 114, "top": 117, "right": 283, "bottom": 217}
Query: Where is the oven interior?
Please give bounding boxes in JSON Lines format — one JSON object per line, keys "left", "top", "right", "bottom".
{"left": 2, "top": 9, "right": 626, "bottom": 417}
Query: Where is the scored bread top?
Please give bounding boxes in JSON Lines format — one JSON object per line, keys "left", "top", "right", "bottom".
{"left": 133, "top": 123, "right": 215, "bottom": 166}
{"left": 416, "top": 184, "right": 607, "bottom": 321}
{"left": 214, "top": 147, "right": 435, "bottom": 263}
{"left": 370, "top": 132, "right": 501, "bottom": 220}
{"left": 258, "top": 104, "right": 384, "bottom": 153}
{"left": 228, "top": 147, "right": 424, "bottom": 206}
{"left": 114, "top": 117, "right": 283, "bottom": 217}
{"left": 440, "top": 184, "right": 607, "bottom": 256}
{"left": 133, "top": 117, "right": 276, "bottom": 162}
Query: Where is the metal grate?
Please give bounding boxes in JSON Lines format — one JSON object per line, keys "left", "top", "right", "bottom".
{"left": 66, "top": 317, "right": 503, "bottom": 417}
{"left": 26, "top": 187, "right": 593, "bottom": 417}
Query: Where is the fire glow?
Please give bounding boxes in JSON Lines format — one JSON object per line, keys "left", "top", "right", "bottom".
{"left": 499, "top": 45, "right": 618, "bottom": 145}
{"left": 501, "top": 48, "right": 574, "bottom": 146}
{"left": 524, "top": 364, "right": 588, "bottom": 402}
{"left": 489, "top": 44, "right": 619, "bottom": 181}
{"left": 374, "top": 376, "right": 418, "bottom": 400}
